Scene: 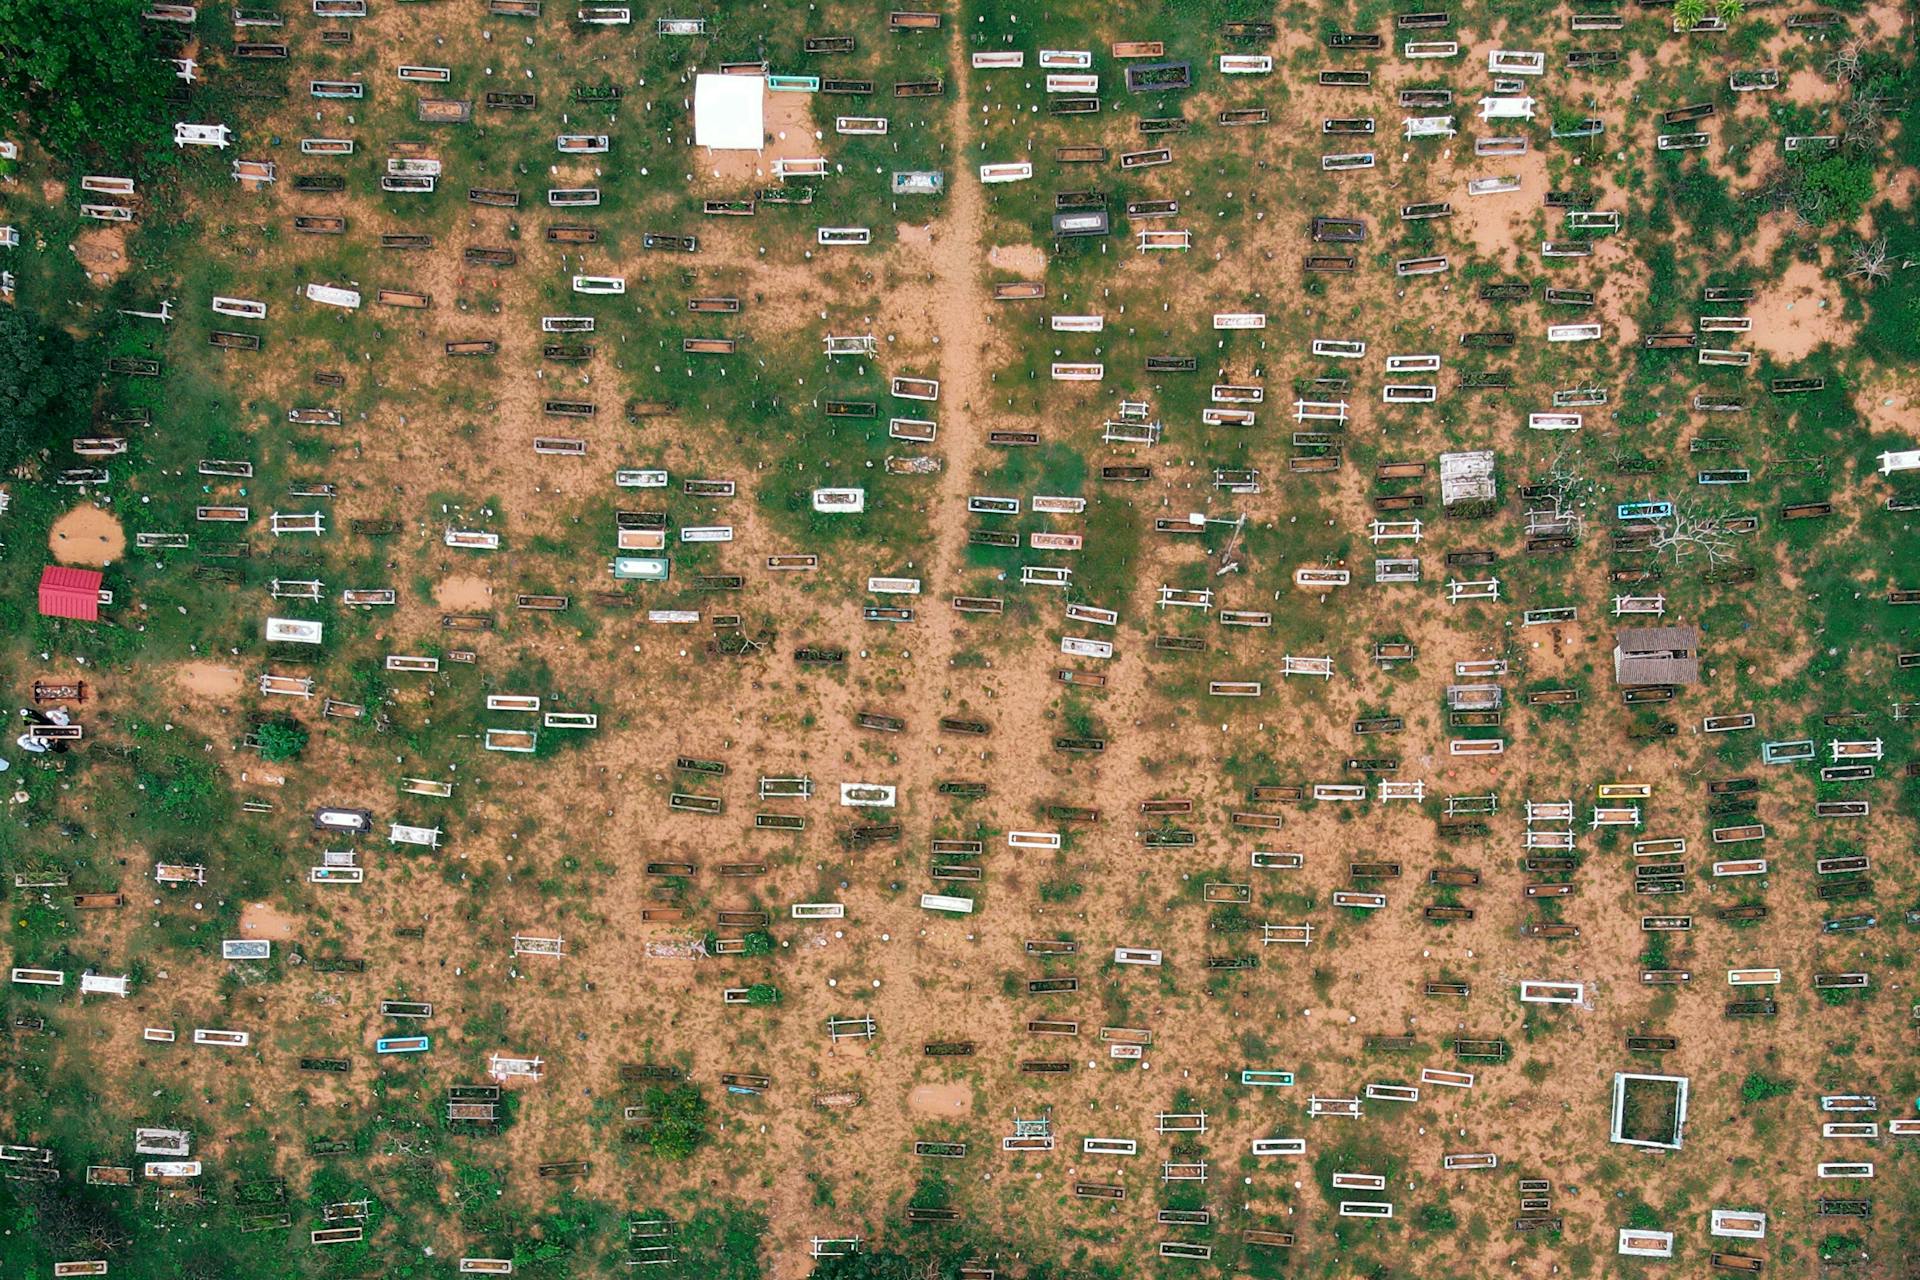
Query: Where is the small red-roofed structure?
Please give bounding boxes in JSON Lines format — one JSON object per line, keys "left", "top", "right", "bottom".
{"left": 37, "top": 565, "right": 103, "bottom": 622}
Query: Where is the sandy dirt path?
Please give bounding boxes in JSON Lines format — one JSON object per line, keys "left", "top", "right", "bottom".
{"left": 919, "top": 32, "right": 992, "bottom": 655}
{"left": 758, "top": 34, "right": 1005, "bottom": 1276}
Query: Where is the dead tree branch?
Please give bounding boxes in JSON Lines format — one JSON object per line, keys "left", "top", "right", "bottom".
{"left": 1827, "top": 39, "right": 1864, "bottom": 84}
{"left": 1847, "top": 234, "right": 1893, "bottom": 283}
{"left": 1648, "top": 500, "right": 1735, "bottom": 564}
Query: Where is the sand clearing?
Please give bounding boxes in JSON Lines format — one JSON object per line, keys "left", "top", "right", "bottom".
{"left": 49, "top": 504, "right": 126, "bottom": 567}
{"left": 72, "top": 225, "right": 131, "bottom": 284}
{"left": 174, "top": 662, "right": 245, "bottom": 700}
{"left": 1747, "top": 257, "right": 1854, "bottom": 363}
{"left": 435, "top": 575, "right": 493, "bottom": 610}
{"left": 907, "top": 1081, "right": 972, "bottom": 1115}
{"left": 987, "top": 243, "right": 1047, "bottom": 275}
{"left": 239, "top": 901, "right": 298, "bottom": 940}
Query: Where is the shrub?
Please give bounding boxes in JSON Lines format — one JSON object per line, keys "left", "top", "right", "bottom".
{"left": 1666, "top": 161, "right": 1754, "bottom": 242}
{"left": 745, "top": 983, "right": 779, "bottom": 1006}
{"left": 1795, "top": 152, "right": 1877, "bottom": 227}
{"left": 1819, "top": 1233, "right": 1861, "bottom": 1259}
{"left": 256, "top": 722, "right": 309, "bottom": 763}
{"left": 740, "top": 930, "right": 774, "bottom": 957}
{"left": 1850, "top": 210, "right": 1920, "bottom": 362}
{"left": 641, "top": 1085, "right": 708, "bottom": 1160}
{"left": 137, "top": 753, "right": 222, "bottom": 824}
{"left": 1741, "top": 1071, "right": 1793, "bottom": 1102}
{"left": 814, "top": 1251, "right": 944, "bottom": 1280}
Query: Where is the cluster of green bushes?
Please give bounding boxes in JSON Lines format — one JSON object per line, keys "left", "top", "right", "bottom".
{"left": 0, "top": 309, "right": 97, "bottom": 472}
{"left": 0, "top": 0, "right": 178, "bottom": 169}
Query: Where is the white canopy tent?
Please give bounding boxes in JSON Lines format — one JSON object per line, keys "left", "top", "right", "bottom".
{"left": 693, "top": 74, "right": 766, "bottom": 150}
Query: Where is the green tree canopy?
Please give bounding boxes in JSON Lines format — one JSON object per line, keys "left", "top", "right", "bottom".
{"left": 0, "top": 0, "right": 179, "bottom": 169}
{"left": 0, "top": 306, "right": 96, "bottom": 472}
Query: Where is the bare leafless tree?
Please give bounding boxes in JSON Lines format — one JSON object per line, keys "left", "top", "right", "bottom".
{"left": 1827, "top": 39, "right": 1865, "bottom": 84}
{"left": 1542, "top": 441, "right": 1597, "bottom": 526}
{"left": 1847, "top": 234, "right": 1893, "bottom": 283}
{"left": 1648, "top": 500, "right": 1735, "bottom": 564}
{"left": 1842, "top": 92, "right": 1886, "bottom": 149}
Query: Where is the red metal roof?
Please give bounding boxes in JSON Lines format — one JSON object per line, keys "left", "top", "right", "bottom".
{"left": 38, "top": 565, "right": 103, "bottom": 622}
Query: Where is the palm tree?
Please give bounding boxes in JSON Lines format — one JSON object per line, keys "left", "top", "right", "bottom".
{"left": 1675, "top": 0, "right": 1709, "bottom": 27}
{"left": 1716, "top": 0, "right": 1745, "bottom": 19}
